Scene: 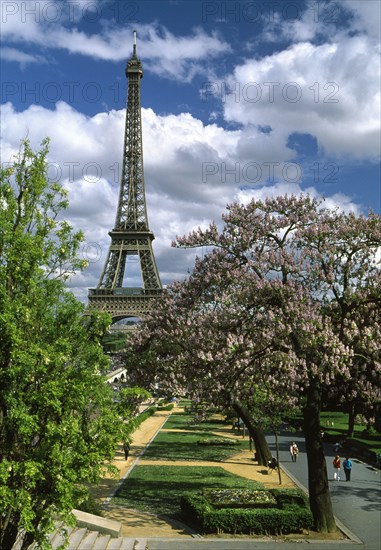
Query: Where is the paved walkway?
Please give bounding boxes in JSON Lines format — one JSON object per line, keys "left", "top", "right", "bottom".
{"left": 267, "top": 432, "right": 381, "bottom": 550}
{"left": 91, "top": 408, "right": 380, "bottom": 549}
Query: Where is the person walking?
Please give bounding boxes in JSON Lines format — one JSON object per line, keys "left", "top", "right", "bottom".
{"left": 267, "top": 456, "right": 278, "bottom": 474}
{"left": 343, "top": 457, "right": 353, "bottom": 481}
{"left": 290, "top": 442, "right": 299, "bottom": 462}
{"left": 333, "top": 455, "right": 341, "bottom": 480}
{"left": 123, "top": 441, "right": 130, "bottom": 460}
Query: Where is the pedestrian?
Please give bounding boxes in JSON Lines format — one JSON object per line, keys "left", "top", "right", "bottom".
{"left": 290, "top": 442, "right": 299, "bottom": 462}
{"left": 267, "top": 456, "right": 277, "bottom": 473}
{"left": 343, "top": 457, "right": 353, "bottom": 481}
{"left": 333, "top": 455, "right": 341, "bottom": 480}
{"left": 123, "top": 441, "right": 130, "bottom": 460}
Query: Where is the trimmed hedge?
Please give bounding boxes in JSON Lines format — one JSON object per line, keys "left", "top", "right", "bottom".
{"left": 269, "top": 488, "right": 309, "bottom": 508}
{"left": 197, "top": 438, "right": 241, "bottom": 447}
{"left": 180, "top": 494, "right": 211, "bottom": 527}
{"left": 157, "top": 404, "right": 175, "bottom": 411}
{"left": 180, "top": 489, "right": 313, "bottom": 535}
{"left": 135, "top": 406, "right": 157, "bottom": 426}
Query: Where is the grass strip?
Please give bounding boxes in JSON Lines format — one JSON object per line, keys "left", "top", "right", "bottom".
{"left": 320, "top": 411, "right": 381, "bottom": 454}
{"left": 164, "top": 412, "right": 230, "bottom": 432}
{"left": 142, "top": 429, "right": 248, "bottom": 461}
{"left": 113, "top": 465, "right": 264, "bottom": 516}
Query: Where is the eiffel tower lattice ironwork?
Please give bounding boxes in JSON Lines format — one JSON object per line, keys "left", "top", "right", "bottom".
{"left": 88, "top": 32, "right": 162, "bottom": 321}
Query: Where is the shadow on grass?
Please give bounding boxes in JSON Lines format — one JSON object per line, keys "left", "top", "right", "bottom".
{"left": 113, "top": 465, "right": 263, "bottom": 516}
{"left": 143, "top": 430, "right": 247, "bottom": 462}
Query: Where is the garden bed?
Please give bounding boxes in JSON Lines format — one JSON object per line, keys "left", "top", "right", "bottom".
{"left": 181, "top": 488, "right": 313, "bottom": 535}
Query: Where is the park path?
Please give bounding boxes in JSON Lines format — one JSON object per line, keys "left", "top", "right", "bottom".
{"left": 92, "top": 407, "right": 295, "bottom": 538}
{"left": 85, "top": 408, "right": 380, "bottom": 549}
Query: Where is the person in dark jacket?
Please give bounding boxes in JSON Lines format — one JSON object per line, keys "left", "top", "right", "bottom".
{"left": 123, "top": 441, "right": 130, "bottom": 460}
{"left": 343, "top": 457, "right": 353, "bottom": 481}
{"left": 267, "top": 457, "right": 277, "bottom": 473}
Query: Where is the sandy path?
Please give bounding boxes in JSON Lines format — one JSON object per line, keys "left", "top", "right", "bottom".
{"left": 92, "top": 408, "right": 296, "bottom": 538}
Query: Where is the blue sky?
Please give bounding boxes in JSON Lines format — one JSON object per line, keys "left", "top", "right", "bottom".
{"left": 1, "top": 0, "right": 380, "bottom": 301}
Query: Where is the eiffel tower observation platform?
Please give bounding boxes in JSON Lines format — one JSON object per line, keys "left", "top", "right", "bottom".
{"left": 88, "top": 31, "right": 162, "bottom": 322}
{"left": 88, "top": 287, "right": 162, "bottom": 321}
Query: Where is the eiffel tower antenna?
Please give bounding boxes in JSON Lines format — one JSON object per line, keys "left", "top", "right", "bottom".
{"left": 88, "top": 31, "right": 162, "bottom": 322}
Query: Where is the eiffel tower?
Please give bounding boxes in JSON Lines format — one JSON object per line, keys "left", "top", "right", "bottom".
{"left": 88, "top": 32, "right": 162, "bottom": 322}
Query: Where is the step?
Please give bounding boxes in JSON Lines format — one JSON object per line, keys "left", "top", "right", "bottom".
{"left": 48, "top": 523, "right": 74, "bottom": 549}
{"left": 73, "top": 509, "right": 122, "bottom": 538}
{"left": 92, "top": 534, "right": 111, "bottom": 550}
{"left": 134, "top": 540, "right": 148, "bottom": 550}
{"left": 105, "top": 537, "right": 124, "bottom": 549}
{"left": 118, "top": 539, "right": 135, "bottom": 550}
{"left": 77, "top": 530, "right": 99, "bottom": 549}
{"left": 66, "top": 527, "right": 88, "bottom": 549}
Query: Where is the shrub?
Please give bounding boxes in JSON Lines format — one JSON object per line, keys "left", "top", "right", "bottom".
{"left": 180, "top": 489, "right": 313, "bottom": 535}
{"left": 180, "top": 494, "right": 211, "bottom": 526}
{"left": 136, "top": 406, "right": 157, "bottom": 425}
{"left": 269, "top": 488, "right": 309, "bottom": 508}
{"left": 157, "top": 404, "right": 174, "bottom": 411}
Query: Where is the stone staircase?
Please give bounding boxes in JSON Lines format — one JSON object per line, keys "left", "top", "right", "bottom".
{"left": 44, "top": 526, "right": 146, "bottom": 549}
{"left": 13, "top": 527, "right": 147, "bottom": 550}
{"left": 12, "top": 511, "right": 149, "bottom": 550}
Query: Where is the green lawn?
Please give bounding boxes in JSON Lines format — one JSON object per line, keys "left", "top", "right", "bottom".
{"left": 143, "top": 428, "right": 247, "bottom": 462}
{"left": 112, "top": 408, "right": 255, "bottom": 518}
{"left": 113, "top": 465, "right": 263, "bottom": 516}
{"left": 164, "top": 412, "right": 230, "bottom": 432}
{"left": 320, "top": 411, "right": 381, "bottom": 455}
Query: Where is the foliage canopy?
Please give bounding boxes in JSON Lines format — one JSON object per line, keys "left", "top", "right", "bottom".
{"left": 0, "top": 140, "right": 126, "bottom": 549}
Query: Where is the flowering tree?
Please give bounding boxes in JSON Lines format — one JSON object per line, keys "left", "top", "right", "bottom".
{"left": 172, "top": 195, "right": 380, "bottom": 531}
{"left": 130, "top": 194, "right": 380, "bottom": 533}
{"left": 301, "top": 210, "right": 381, "bottom": 436}
{"left": 127, "top": 266, "right": 274, "bottom": 465}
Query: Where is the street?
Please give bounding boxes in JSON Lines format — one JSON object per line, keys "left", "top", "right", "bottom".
{"left": 267, "top": 432, "right": 381, "bottom": 550}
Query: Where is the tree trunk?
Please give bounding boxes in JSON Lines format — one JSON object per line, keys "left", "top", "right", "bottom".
{"left": 275, "top": 429, "right": 282, "bottom": 485}
{"left": 0, "top": 511, "right": 20, "bottom": 550}
{"left": 347, "top": 402, "right": 356, "bottom": 437}
{"left": 303, "top": 381, "right": 337, "bottom": 533}
{"left": 20, "top": 531, "right": 35, "bottom": 550}
{"left": 231, "top": 400, "right": 271, "bottom": 465}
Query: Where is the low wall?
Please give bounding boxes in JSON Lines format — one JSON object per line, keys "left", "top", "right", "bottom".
{"left": 73, "top": 509, "right": 122, "bottom": 538}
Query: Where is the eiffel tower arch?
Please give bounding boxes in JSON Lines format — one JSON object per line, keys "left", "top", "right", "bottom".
{"left": 88, "top": 32, "right": 162, "bottom": 323}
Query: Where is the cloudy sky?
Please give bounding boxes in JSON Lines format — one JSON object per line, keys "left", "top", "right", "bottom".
{"left": 1, "top": 0, "right": 380, "bottom": 302}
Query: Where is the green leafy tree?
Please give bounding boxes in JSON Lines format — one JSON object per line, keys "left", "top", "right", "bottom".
{"left": 116, "top": 386, "right": 151, "bottom": 420}
{"left": 0, "top": 140, "right": 126, "bottom": 549}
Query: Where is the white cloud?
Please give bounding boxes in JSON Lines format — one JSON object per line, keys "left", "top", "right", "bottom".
{"left": 235, "top": 183, "right": 361, "bottom": 215}
{"left": 261, "top": 0, "right": 381, "bottom": 45}
{"left": 138, "top": 26, "right": 231, "bottom": 82}
{"left": 0, "top": 47, "right": 48, "bottom": 67}
{"left": 339, "top": 0, "right": 381, "bottom": 40}
{"left": 221, "top": 37, "right": 380, "bottom": 160}
{"left": 2, "top": 0, "right": 230, "bottom": 80}
{"left": 260, "top": 0, "right": 341, "bottom": 45}
{"left": 1, "top": 99, "right": 366, "bottom": 301}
